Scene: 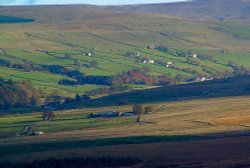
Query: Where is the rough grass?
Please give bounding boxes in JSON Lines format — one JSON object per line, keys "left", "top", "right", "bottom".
{"left": 1, "top": 95, "right": 250, "bottom": 143}
{"left": 0, "top": 95, "right": 250, "bottom": 166}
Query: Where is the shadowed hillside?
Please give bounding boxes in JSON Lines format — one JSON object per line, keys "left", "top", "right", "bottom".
{"left": 88, "top": 75, "right": 250, "bottom": 106}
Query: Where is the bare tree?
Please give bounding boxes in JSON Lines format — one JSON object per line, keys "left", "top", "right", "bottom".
{"left": 42, "top": 111, "right": 55, "bottom": 121}
{"left": 133, "top": 104, "right": 144, "bottom": 122}
{"left": 145, "top": 105, "right": 154, "bottom": 114}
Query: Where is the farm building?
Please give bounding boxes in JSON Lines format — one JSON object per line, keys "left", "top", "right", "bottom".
{"left": 166, "top": 61, "right": 173, "bottom": 68}
{"left": 42, "top": 102, "right": 62, "bottom": 111}
{"left": 148, "top": 60, "right": 155, "bottom": 64}
{"left": 21, "top": 126, "right": 44, "bottom": 136}
{"left": 147, "top": 45, "right": 156, "bottom": 49}
{"left": 83, "top": 52, "right": 92, "bottom": 56}
{"left": 122, "top": 112, "right": 136, "bottom": 116}
{"left": 192, "top": 77, "right": 207, "bottom": 82}
{"left": 167, "top": 61, "right": 173, "bottom": 65}
{"left": 200, "top": 77, "right": 206, "bottom": 82}
{"left": 192, "top": 54, "right": 197, "bottom": 58}
{"left": 33, "top": 131, "right": 44, "bottom": 135}
{"left": 142, "top": 59, "right": 154, "bottom": 64}
{"left": 88, "top": 111, "right": 121, "bottom": 118}
{"left": 82, "top": 64, "right": 91, "bottom": 68}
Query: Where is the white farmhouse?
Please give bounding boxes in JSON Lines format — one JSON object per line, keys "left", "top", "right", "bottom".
{"left": 148, "top": 60, "right": 155, "bottom": 64}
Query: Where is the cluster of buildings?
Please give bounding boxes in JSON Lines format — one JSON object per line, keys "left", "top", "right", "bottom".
{"left": 88, "top": 111, "right": 136, "bottom": 118}
{"left": 83, "top": 52, "right": 92, "bottom": 56}
{"left": 142, "top": 59, "right": 155, "bottom": 64}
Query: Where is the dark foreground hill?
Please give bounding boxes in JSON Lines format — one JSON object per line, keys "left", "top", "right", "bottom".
{"left": 87, "top": 75, "right": 250, "bottom": 107}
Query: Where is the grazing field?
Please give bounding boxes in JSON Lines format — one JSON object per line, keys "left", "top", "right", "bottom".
{"left": 1, "top": 6, "right": 250, "bottom": 97}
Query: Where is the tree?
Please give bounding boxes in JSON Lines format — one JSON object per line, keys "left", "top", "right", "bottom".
{"left": 136, "top": 115, "right": 140, "bottom": 123}
{"left": 0, "top": 79, "right": 42, "bottom": 110}
{"left": 133, "top": 104, "right": 144, "bottom": 114}
{"left": 74, "top": 59, "right": 82, "bottom": 67}
{"left": 30, "top": 96, "right": 38, "bottom": 106}
{"left": 42, "top": 111, "right": 55, "bottom": 121}
{"left": 133, "top": 104, "right": 144, "bottom": 123}
{"left": 64, "top": 53, "right": 72, "bottom": 59}
{"left": 145, "top": 106, "right": 154, "bottom": 114}
{"left": 156, "top": 45, "right": 169, "bottom": 53}
{"left": 75, "top": 94, "right": 82, "bottom": 102}
{"left": 64, "top": 97, "right": 75, "bottom": 104}
{"left": 89, "top": 60, "right": 98, "bottom": 68}
{"left": 126, "top": 51, "right": 138, "bottom": 57}
{"left": 175, "top": 74, "right": 188, "bottom": 82}
{"left": 82, "top": 95, "right": 91, "bottom": 101}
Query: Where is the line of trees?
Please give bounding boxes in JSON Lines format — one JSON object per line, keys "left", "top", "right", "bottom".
{"left": 0, "top": 59, "right": 112, "bottom": 86}
{"left": 0, "top": 15, "right": 35, "bottom": 24}
{"left": 85, "top": 85, "right": 129, "bottom": 96}
{"left": 60, "top": 67, "right": 175, "bottom": 87}
{"left": 0, "top": 156, "right": 141, "bottom": 168}
{"left": 111, "top": 68, "right": 175, "bottom": 86}
{"left": 132, "top": 104, "right": 155, "bottom": 122}
{"left": 228, "top": 61, "right": 250, "bottom": 76}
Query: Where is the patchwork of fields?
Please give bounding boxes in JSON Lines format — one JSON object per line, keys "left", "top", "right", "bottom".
{"left": 1, "top": 6, "right": 250, "bottom": 97}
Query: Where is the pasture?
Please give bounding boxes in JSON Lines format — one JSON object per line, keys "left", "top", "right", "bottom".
{"left": 1, "top": 7, "right": 250, "bottom": 96}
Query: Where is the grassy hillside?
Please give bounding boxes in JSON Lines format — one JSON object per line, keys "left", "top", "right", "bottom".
{"left": 0, "top": 5, "right": 250, "bottom": 97}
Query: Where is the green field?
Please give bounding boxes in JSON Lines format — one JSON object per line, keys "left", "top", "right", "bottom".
{"left": 0, "top": 6, "right": 250, "bottom": 97}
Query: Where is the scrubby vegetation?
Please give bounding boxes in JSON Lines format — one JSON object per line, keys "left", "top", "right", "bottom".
{"left": 112, "top": 68, "right": 175, "bottom": 86}
{"left": 0, "top": 156, "right": 141, "bottom": 168}
{"left": 0, "top": 78, "right": 42, "bottom": 110}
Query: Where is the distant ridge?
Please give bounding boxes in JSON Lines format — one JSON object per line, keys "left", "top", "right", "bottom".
{"left": 103, "top": 0, "right": 250, "bottom": 21}
{"left": 1, "top": 0, "right": 250, "bottom": 22}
